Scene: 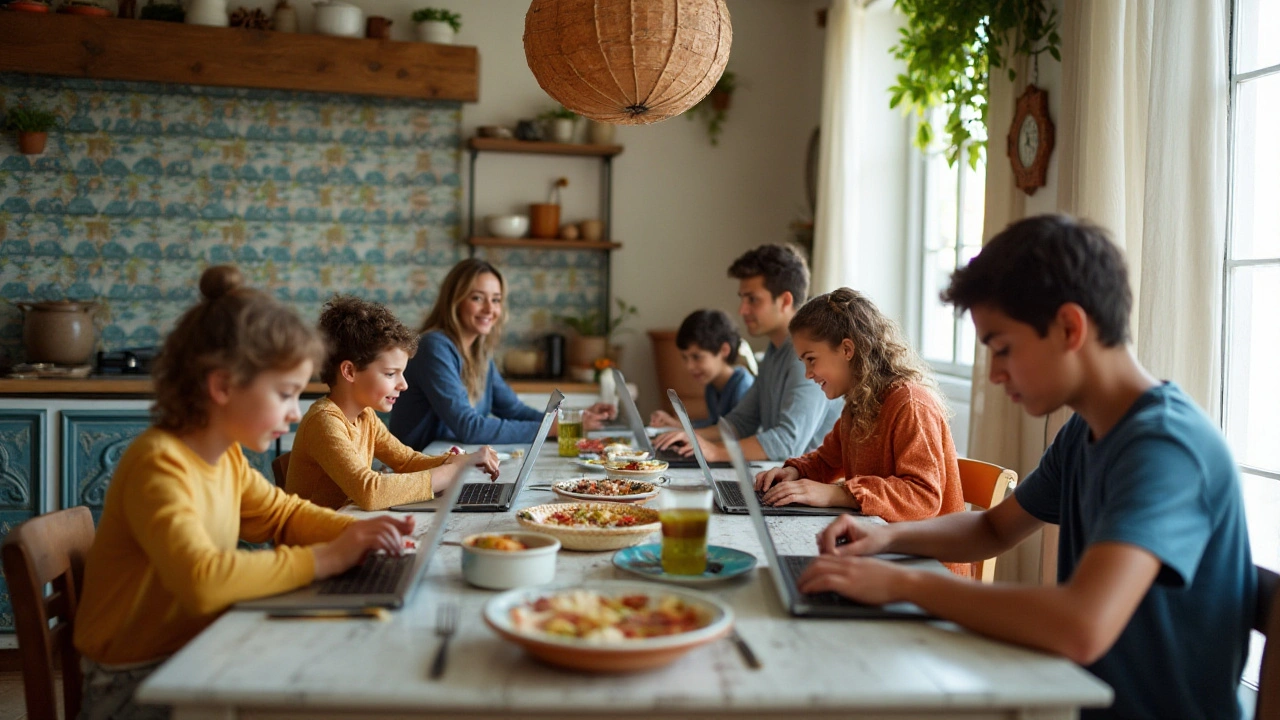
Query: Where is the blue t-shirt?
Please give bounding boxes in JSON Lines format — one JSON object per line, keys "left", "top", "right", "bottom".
{"left": 693, "top": 366, "right": 754, "bottom": 429}
{"left": 1014, "top": 382, "right": 1254, "bottom": 720}
{"left": 388, "top": 331, "right": 544, "bottom": 450}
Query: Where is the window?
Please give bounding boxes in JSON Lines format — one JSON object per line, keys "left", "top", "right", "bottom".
{"left": 910, "top": 110, "right": 986, "bottom": 378}
{"left": 1225, "top": 0, "right": 1280, "bottom": 691}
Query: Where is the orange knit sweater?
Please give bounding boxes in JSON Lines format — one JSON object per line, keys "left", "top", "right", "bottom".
{"left": 784, "top": 383, "right": 967, "bottom": 574}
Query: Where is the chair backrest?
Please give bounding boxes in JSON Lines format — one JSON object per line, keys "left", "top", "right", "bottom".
{"left": 0, "top": 506, "right": 95, "bottom": 720}
{"left": 957, "top": 458, "right": 1018, "bottom": 582}
{"left": 1257, "top": 565, "right": 1279, "bottom": 720}
{"left": 271, "top": 451, "right": 291, "bottom": 487}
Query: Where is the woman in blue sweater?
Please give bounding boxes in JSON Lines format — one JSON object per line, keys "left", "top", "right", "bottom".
{"left": 390, "top": 259, "right": 613, "bottom": 450}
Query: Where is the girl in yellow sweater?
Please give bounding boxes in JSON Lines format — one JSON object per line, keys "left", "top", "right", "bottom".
{"left": 74, "top": 266, "right": 415, "bottom": 720}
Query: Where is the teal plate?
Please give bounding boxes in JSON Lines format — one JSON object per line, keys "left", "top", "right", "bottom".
{"left": 612, "top": 544, "right": 757, "bottom": 585}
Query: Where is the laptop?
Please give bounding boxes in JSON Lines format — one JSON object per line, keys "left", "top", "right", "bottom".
{"left": 609, "top": 367, "right": 725, "bottom": 468}
{"left": 390, "top": 390, "right": 564, "bottom": 513}
{"left": 720, "top": 418, "right": 932, "bottom": 620}
{"left": 671, "top": 389, "right": 850, "bottom": 517}
{"left": 237, "top": 463, "right": 466, "bottom": 611}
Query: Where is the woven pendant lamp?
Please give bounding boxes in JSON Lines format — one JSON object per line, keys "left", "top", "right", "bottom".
{"left": 524, "top": 0, "right": 732, "bottom": 125}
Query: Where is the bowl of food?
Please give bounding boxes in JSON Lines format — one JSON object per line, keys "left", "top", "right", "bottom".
{"left": 575, "top": 436, "right": 631, "bottom": 456}
{"left": 461, "top": 532, "right": 560, "bottom": 590}
{"left": 516, "top": 502, "right": 660, "bottom": 551}
{"left": 485, "top": 214, "right": 530, "bottom": 239}
{"left": 552, "top": 478, "right": 660, "bottom": 504}
{"left": 603, "top": 459, "right": 669, "bottom": 480}
{"left": 483, "top": 581, "right": 734, "bottom": 672}
{"left": 604, "top": 443, "right": 651, "bottom": 462}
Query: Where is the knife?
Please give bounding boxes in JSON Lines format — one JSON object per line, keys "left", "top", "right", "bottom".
{"left": 729, "top": 629, "right": 762, "bottom": 670}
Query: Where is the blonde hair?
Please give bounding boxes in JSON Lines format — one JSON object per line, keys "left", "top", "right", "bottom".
{"left": 789, "top": 287, "right": 944, "bottom": 440}
{"left": 418, "top": 259, "right": 506, "bottom": 400}
{"left": 152, "top": 265, "right": 324, "bottom": 433}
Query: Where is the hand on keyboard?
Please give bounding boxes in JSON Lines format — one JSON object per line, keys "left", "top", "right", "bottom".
{"left": 313, "top": 514, "right": 416, "bottom": 580}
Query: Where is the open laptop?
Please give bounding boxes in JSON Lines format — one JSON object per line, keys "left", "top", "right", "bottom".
{"left": 609, "top": 367, "right": 725, "bottom": 468}
{"left": 390, "top": 389, "right": 564, "bottom": 513}
{"left": 237, "top": 463, "right": 466, "bottom": 611}
{"left": 720, "top": 418, "right": 932, "bottom": 620}
{"left": 671, "top": 389, "right": 849, "bottom": 517}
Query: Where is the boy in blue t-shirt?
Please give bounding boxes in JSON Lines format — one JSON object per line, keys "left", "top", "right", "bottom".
{"left": 649, "top": 309, "right": 754, "bottom": 429}
{"left": 797, "top": 214, "right": 1255, "bottom": 720}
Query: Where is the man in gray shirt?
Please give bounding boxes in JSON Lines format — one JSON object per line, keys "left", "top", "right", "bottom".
{"left": 655, "top": 244, "right": 841, "bottom": 461}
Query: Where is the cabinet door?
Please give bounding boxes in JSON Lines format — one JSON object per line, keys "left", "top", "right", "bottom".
{"left": 0, "top": 409, "right": 48, "bottom": 634}
{"left": 61, "top": 410, "right": 151, "bottom": 522}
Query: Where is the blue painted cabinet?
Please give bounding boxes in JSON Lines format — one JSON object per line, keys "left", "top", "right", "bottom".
{"left": 0, "top": 409, "right": 47, "bottom": 634}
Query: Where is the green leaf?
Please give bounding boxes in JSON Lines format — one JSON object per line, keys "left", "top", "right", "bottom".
{"left": 1049, "top": 46, "right": 1061, "bottom": 62}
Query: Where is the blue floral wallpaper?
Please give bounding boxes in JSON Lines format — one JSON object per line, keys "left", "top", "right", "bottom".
{"left": 0, "top": 73, "right": 604, "bottom": 364}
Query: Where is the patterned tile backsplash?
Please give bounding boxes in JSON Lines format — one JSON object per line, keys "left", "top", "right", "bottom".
{"left": 0, "top": 73, "right": 603, "bottom": 365}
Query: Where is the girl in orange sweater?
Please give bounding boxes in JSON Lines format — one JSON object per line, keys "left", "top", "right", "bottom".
{"left": 754, "top": 288, "right": 965, "bottom": 527}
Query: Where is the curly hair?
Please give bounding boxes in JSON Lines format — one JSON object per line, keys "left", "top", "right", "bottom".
{"left": 727, "top": 244, "right": 811, "bottom": 305}
{"left": 789, "top": 287, "right": 944, "bottom": 440}
{"left": 418, "top": 259, "right": 507, "bottom": 400}
{"left": 152, "top": 265, "right": 324, "bottom": 433}
{"left": 317, "top": 295, "right": 418, "bottom": 385}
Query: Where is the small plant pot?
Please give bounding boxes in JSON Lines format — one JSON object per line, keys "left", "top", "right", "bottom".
{"left": 417, "top": 20, "right": 454, "bottom": 44}
{"left": 547, "top": 117, "right": 575, "bottom": 143}
{"left": 588, "top": 120, "right": 616, "bottom": 145}
{"left": 17, "top": 132, "right": 48, "bottom": 156}
{"left": 529, "top": 203, "right": 560, "bottom": 239}
{"left": 710, "top": 90, "right": 732, "bottom": 112}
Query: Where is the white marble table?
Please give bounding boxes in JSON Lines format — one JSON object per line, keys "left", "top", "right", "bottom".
{"left": 137, "top": 449, "right": 1112, "bottom": 720}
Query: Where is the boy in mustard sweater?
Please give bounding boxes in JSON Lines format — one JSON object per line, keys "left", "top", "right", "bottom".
{"left": 286, "top": 295, "right": 499, "bottom": 510}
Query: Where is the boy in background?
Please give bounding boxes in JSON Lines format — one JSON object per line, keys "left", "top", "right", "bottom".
{"left": 650, "top": 309, "right": 754, "bottom": 429}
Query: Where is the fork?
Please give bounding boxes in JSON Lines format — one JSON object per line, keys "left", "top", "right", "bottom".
{"left": 429, "top": 602, "right": 459, "bottom": 680}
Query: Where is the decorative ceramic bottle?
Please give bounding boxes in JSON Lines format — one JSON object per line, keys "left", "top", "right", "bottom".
{"left": 598, "top": 365, "right": 617, "bottom": 407}
{"left": 272, "top": 0, "right": 297, "bottom": 32}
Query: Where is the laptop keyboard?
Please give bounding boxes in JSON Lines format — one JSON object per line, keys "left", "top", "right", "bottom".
{"left": 780, "top": 555, "right": 866, "bottom": 608}
{"left": 458, "top": 482, "right": 504, "bottom": 506}
{"left": 317, "top": 553, "right": 413, "bottom": 596}
{"left": 717, "top": 481, "right": 766, "bottom": 508}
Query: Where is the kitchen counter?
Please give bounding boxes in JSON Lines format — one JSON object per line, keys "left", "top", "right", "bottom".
{"left": 0, "top": 377, "right": 598, "bottom": 398}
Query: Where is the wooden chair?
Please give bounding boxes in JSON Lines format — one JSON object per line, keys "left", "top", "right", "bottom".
{"left": 1256, "top": 564, "right": 1279, "bottom": 720}
{"left": 1, "top": 506, "right": 95, "bottom": 720}
{"left": 957, "top": 458, "right": 1018, "bottom": 582}
{"left": 271, "top": 451, "right": 291, "bottom": 487}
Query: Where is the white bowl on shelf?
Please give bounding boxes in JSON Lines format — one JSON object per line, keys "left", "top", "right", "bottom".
{"left": 486, "top": 214, "right": 530, "bottom": 239}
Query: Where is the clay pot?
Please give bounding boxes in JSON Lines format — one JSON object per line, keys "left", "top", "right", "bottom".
{"left": 578, "top": 219, "right": 603, "bottom": 242}
{"left": 365, "top": 15, "right": 391, "bottom": 38}
{"left": 529, "top": 203, "right": 560, "bottom": 239}
{"left": 567, "top": 334, "right": 607, "bottom": 369}
{"left": 18, "top": 300, "right": 98, "bottom": 365}
{"left": 17, "top": 132, "right": 47, "bottom": 155}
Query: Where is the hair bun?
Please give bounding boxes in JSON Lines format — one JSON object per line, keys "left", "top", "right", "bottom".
{"left": 199, "top": 265, "right": 244, "bottom": 301}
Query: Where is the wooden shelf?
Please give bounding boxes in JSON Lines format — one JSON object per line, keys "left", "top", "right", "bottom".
{"left": 468, "top": 237, "right": 621, "bottom": 251}
{"left": 0, "top": 377, "right": 596, "bottom": 397}
{"left": 468, "top": 137, "right": 623, "bottom": 157}
{"left": 0, "top": 13, "right": 478, "bottom": 102}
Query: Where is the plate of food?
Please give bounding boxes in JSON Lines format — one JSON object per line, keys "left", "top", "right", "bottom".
{"left": 603, "top": 444, "right": 651, "bottom": 462}
{"left": 603, "top": 459, "right": 669, "bottom": 480}
{"left": 552, "top": 478, "right": 660, "bottom": 504}
{"left": 571, "top": 457, "right": 609, "bottom": 472}
{"left": 612, "top": 544, "right": 757, "bottom": 585}
{"left": 482, "top": 580, "right": 734, "bottom": 672}
{"left": 575, "top": 437, "right": 631, "bottom": 456}
{"left": 516, "top": 502, "right": 660, "bottom": 551}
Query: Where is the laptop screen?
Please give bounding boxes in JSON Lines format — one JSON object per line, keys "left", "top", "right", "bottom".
{"left": 668, "top": 389, "right": 716, "bottom": 490}
{"left": 610, "top": 367, "right": 656, "bottom": 454}
{"left": 509, "top": 389, "right": 564, "bottom": 495}
{"left": 718, "top": 418, "right": 796, "bottom": 611}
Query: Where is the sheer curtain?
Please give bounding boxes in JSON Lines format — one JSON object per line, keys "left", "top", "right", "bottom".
{"left": 810, "top": 0, "right": 867, "bottom": 295}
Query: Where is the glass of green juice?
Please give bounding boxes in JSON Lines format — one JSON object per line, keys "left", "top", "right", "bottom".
{"left": 659, "top": 483, "right": 713, "bottom": 575}
{"left": 557, "top": 407, "right": 584, "bottom": 457}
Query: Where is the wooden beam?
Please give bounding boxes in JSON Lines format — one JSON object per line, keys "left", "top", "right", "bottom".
{"left": 0, "top": 14, "right": 478, "bottom": 102}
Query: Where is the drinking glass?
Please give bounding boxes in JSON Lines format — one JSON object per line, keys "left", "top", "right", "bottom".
{"left": 557, "top": 407, "right": 584, "bottom": 457}
{"left": 659, "top": 483, "right": 713, "bottom": 575}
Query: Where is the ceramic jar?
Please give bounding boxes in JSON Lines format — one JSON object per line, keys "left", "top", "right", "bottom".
{"left": 416, "top": 20, "right": 454, "bottom": 44}
{"left": 185, "top": 0, "right": 228, "bottom": 26}
{"left": 313, "top": 0, "right": 362, "bottom": 37}
{"left": 18, "top": 300, "right": 98, "bottom": 366}
{"left": 272, "top": 0, "right": 297, "bottom": 32}
{"left": 588, "top": 120, "right": 616, "bottom": 145}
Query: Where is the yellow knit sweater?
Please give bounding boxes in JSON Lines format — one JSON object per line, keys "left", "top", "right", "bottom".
{"left": 285, "top": 397, "right": 450, "bottom": 510}
{"left": 74, "top": 428, "right": 355, "bottom": 665}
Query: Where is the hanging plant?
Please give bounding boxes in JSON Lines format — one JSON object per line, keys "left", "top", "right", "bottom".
{"left": 888, "top": 0, "right": 1060, "bottom": 168}
{"left": 688, "top": 70, "right": 737, "bottom": 146}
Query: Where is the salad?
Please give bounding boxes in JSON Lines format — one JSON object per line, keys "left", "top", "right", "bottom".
{"left": 509, "top": 590, "right": 709, "bottom": 642}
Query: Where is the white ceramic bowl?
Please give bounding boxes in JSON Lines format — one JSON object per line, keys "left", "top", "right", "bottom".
{"left": 460, "top": 532, "right": 560, "bottom": 590}
{"left": 313, "top": 1, "right": 363, "bottom": 37}
{"left": 486, "top": 214, "right": 530, "bottom": 239}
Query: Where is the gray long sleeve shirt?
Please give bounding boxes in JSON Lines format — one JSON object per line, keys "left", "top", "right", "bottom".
{"left": 723, "top": 337, "right": 842, "bottom": 460}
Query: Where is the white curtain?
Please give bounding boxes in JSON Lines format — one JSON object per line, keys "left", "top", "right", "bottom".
{"left": 810, "top": 0, "right": 866, "bottom": 295}
{"left": 1057, "top": 0, "right": 1229, "bottom": 413}
{"left": 968, "top": 0, "right": 1229, "bottom": 583}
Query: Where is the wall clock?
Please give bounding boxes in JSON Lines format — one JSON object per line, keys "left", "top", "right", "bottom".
{"left": 1007, "top": 84, "right": 1055, "bottom": 196}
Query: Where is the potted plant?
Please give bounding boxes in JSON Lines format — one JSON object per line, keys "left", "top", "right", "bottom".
{"left": 539, "top": 105, "right": 578, "bottom": 143}
{"left": 689, "top": 70, "right": 736, "bottom": 146}
{"left": 5, "top": 105, "right": 59, "bottom": 156}
{"left": 412, "top": 7, "right": 460, "bottom": 44}
{"left": 557, "top": 298, "right": 638, "bottom": 373}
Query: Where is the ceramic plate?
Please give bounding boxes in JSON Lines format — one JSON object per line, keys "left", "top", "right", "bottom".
{"left": 482, "top": 580, "right": 734, "bottom": 672}
{"left": 572, "top": 457, "right": 609, "bottom": 472}
{"left": 603, "top": 460, "right": 668, "bottom": 479}
{"left": 552, "top": 478, "right": 660, "bottom": 504}
{"left": 612, "top": 544, "right": 757, "bottom": 585}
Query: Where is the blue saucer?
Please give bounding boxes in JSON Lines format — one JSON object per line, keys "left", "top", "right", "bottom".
{"left": 612, "top": 544, "right": 756, "bottom": 585}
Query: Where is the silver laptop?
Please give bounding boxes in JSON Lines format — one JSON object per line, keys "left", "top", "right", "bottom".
{"left": 391, "top": 390, "right": 564, "bottom": 512}
{"left": 720, "top": 418, "right": 932, "bottom": 620}
{"left": 237, "top": 465, "right": 466, "bottom": 611}
{"left": 671, "top": 390, "right": 849, "bottom": 516}
{"left": 609, "top": 368, "right": 721, "bottom": 468}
